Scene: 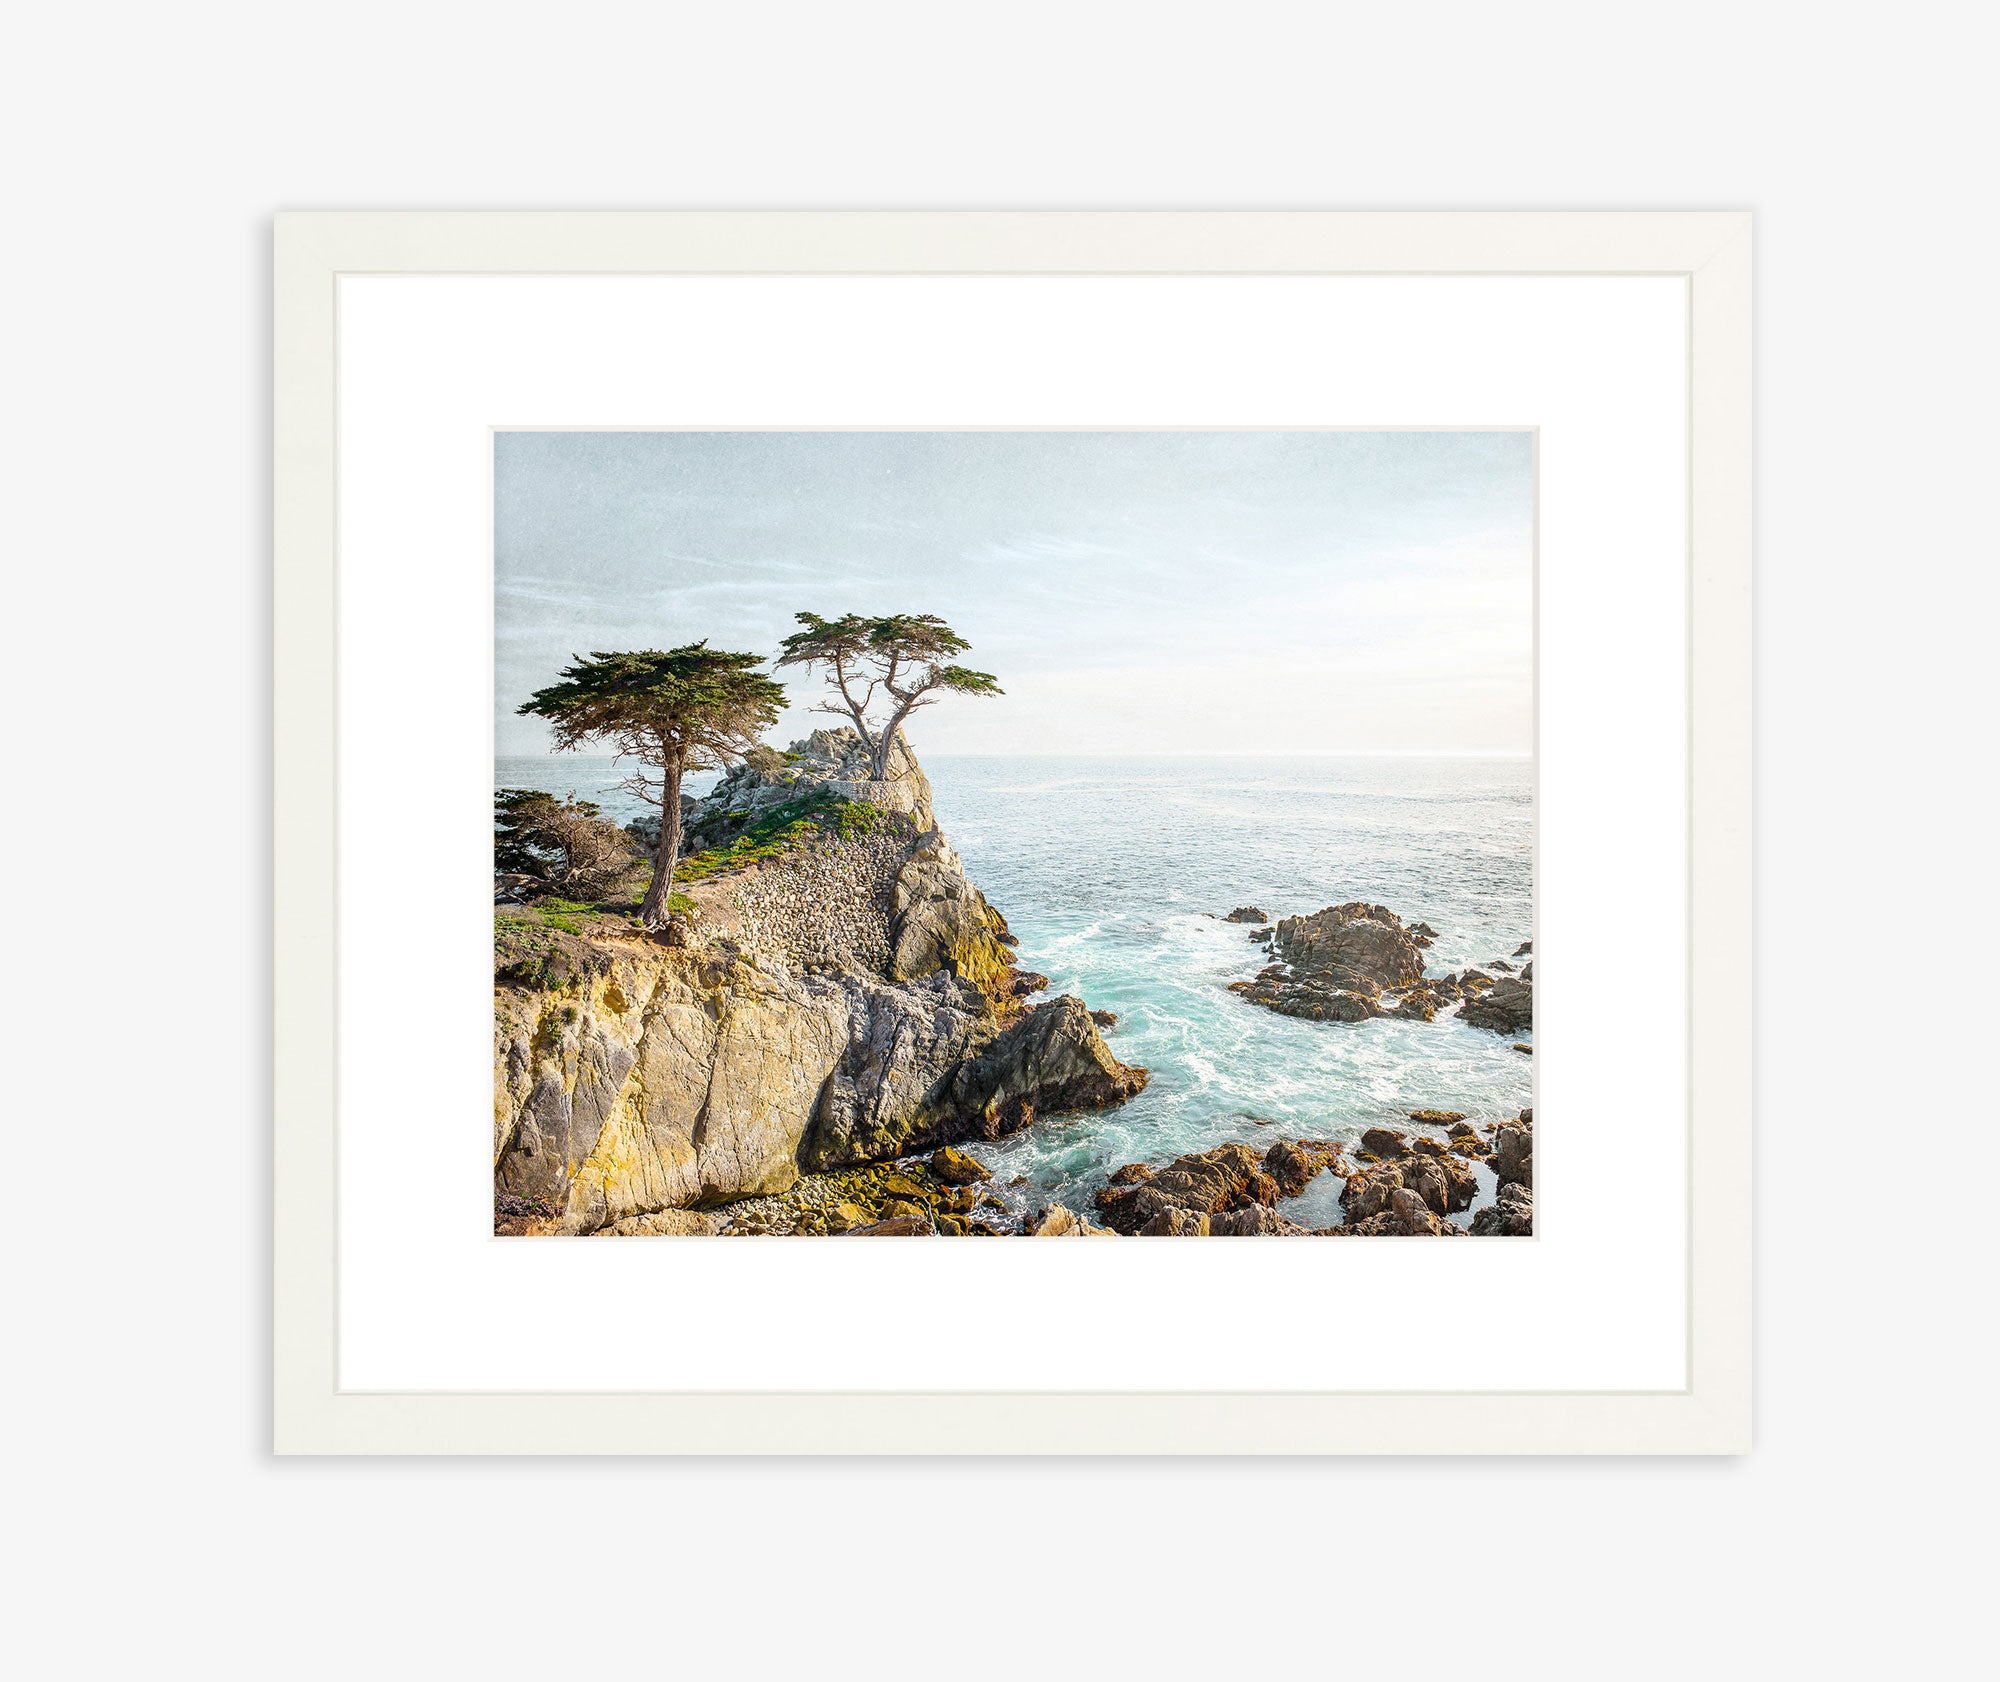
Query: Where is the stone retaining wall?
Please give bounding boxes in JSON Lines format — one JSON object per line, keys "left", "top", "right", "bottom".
{"left": 733, "top": 828, "right": 916, "bottom": 975}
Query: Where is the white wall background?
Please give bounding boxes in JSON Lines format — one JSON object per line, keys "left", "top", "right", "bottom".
{"left": 4, "top": 3, "right": 1990, "bottom": 1677}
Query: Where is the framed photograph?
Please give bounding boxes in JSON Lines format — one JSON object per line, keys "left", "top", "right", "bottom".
{"left": 275, "top": 211, "right": 1750, "bottom": 1453}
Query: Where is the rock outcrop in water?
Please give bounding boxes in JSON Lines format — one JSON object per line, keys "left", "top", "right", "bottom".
{"left": 1087, "top": 1109, "right": 1536, "bottom": 1239}
{"left": 1091, "top": 1138, "right": 1352, "bottom": 1236}
{"left": 1226, "top": 900, "right": 1534, "bottom": 1035}
{"left": 1228, "top": 902, "right": 1436, "bottom": 1022}
{"left": 804, "top": 988, "right": 1144, "bottom": 1171}
{"left": 1458, "top": 974, "right": 1534, "bottom": 1033}
{"left": 493, "top": 728, "right": 1145, "bottom": 1234}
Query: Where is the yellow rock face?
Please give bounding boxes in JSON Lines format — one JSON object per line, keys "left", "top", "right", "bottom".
{"left": 494, "top": 936, "right": 846, "bottom": 1233}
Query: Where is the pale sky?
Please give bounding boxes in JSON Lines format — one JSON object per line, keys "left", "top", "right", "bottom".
{"left": 495, "top": 430, "right": 1532, "bottom": 758}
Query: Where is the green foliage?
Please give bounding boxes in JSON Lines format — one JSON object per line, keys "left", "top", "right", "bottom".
{"left": 517, "top": 642, "right": 788, "bottom": 931}
{"left": 494, "top": 787, "right": 637, "bottom": 896}
{"left": 775, "top": 610, "right": 876, "bottom": 671}
{"left": 933, "top": 663, "right": 1003, "bottom": 696}
{"left": 493, "top": 927, "right": 564, "bottom": 991}
{"left": 776, "top": 613, "right": 1000, "bottom": 698}
{"left": 517, "top": 643, "right": 785, "bottom": 770}
{"left": 673, "top": 790, "right": 884, "bottom": 881}
{"left": 832, "top": 799, "right": 883, "bottom": 839}
{"left": 499, "top": 953, "right": 550, "bottom": 989}
{"left": 493, "top": 788, "right": 571, "bottom": 877}
{"left": 774, "top": 612, "right": 1000, "bottom": 778}
{"left": 500, "top": 898, "right": 598, "bottom": 937}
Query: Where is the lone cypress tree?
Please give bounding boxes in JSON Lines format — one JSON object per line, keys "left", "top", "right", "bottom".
{"left": 775, "top": 612, "right": 1001, "bottom": 779}
{"left": 517, "top": 645, "right": 785, "bottom": 930}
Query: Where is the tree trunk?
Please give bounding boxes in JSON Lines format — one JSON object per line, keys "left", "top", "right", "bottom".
{"left": 830, "top": 660, "right": 879, "bottom": 770}
{"left": 637, "top": 757, "right": 686, "bottom": 931}
{"left": 873, "top": 708, "right": 915, "bottom": 779}
{"left": 840, "top": 705, "right": 878, "bottom": 771}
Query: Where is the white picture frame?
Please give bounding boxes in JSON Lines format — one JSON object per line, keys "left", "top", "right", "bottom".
{"left": 275, "top": 211, "right": 1750, "bottom": 1454}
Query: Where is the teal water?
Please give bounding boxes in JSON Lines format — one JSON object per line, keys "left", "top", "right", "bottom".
{"left": 493, "top": 753, "right": 1534, "bottom": 1224}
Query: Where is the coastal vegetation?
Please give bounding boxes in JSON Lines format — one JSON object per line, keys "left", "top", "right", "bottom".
{"left": 672, "top": 788, "right": 884, "bottom": 882}
{"left": 492, "top": 788, "right": 639, "bottom": 900}
{"left": 516, "top": 643, "right": 785, "bottom": 931}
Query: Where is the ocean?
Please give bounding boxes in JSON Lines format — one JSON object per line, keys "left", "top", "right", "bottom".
{"left": 493, "top": 753, "right": 1535, "bottom": 1227}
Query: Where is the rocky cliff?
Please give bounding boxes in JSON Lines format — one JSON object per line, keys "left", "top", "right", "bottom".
{"left": 493, "top": 729, "right": 1145, "bottom": 1234}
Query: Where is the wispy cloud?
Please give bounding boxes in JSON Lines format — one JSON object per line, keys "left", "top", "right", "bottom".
{"left": 495, "top": 430, "right": 1532, "bottom": 755}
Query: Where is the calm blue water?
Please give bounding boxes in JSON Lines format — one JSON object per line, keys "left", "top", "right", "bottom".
{"left": 494, "top": 753, "right": 1535, "bottom": 1222}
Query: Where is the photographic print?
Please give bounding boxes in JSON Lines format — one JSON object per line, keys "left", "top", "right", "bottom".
{"left": 493, "top": 429, "right": 1534, "bottom": 1238}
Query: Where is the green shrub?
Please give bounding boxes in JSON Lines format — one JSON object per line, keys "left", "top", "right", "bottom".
{"left": 493, "top": 789, "right": 639, "bottom": 897}
{"left": 673, "top": 790, "right": 884, "bottom": 881}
